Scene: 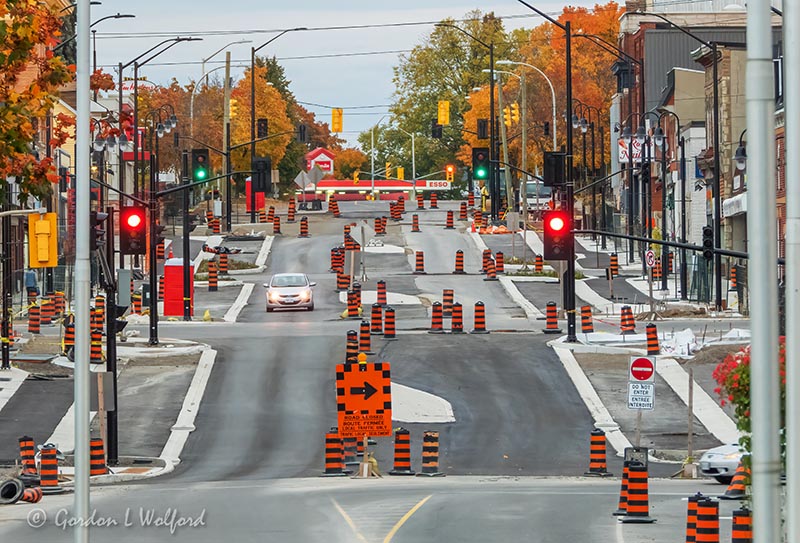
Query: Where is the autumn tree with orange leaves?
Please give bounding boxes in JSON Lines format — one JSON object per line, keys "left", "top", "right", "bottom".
{"left": 0, "top": 0, "right": 74, "bottom": 204}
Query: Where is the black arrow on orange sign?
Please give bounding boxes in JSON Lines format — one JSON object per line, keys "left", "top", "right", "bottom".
{"left": 350, "top": 381, "right": 377, "bottom": 400}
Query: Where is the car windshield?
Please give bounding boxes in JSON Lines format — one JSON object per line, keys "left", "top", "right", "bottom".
{"left": 526, "top": 182, "right": 552, "bottom": 198}
{"left": 272, "top": 275, "right": 307, "bottom": 288}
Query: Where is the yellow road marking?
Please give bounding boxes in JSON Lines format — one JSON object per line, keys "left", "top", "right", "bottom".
{"left": 382, "top": 494, "right": 433, "bottom": 543}
{"left": 331, "top": 498, "right": 370, "bottom": 543}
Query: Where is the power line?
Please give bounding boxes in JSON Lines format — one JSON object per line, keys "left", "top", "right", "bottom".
{"left": 298, "top": 101, "right": 391, "bottom": 110}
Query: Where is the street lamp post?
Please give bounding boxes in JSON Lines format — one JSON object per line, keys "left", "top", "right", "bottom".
{"left": 250, "top": 28, "right": 307, "bottom": 222}
{"left": 435, "top": 23, "right": 497, "bottom": 222}
{"left": 496, "top": 60, "right": 557, "bottom": 151}
{"left": 516, "top": 0, "right": 577, "bottom": 341}
{"left": 395, "top": 125, "right": 416, "bottom": 197}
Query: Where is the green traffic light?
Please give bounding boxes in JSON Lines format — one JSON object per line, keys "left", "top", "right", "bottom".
{"left": 475, "top": 167, "right": 487, "bottom": 179}
{"left": 195, "top": 169, "right": 207, "bottom": 180}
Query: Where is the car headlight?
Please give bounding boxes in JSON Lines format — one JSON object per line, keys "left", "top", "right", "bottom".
{"left": 724, "top": 452, "right": 742, "bottom": 459}
{"left": 299, "top": 289, "right": 311, "bottom": 301}
{"left": 268, "top": 291, "right": 279, "bottom": 302}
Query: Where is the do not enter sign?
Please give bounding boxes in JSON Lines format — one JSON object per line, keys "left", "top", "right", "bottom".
{"left": 629, "top": 356, "right": 655, "bottom": 382}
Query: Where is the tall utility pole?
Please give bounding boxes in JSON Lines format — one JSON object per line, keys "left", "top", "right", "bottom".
{"left": 785, "top": 2, "right": 800, "bottom": 542}
{"left": 74, "top": 1, "right": 91, "bottom": 541}
{"left": 223, "top": 51, "right": 231, "bottom": 231}
{"left": 496, "top": 74, "right": 512, "bottom": 209}
{"left": 746, "top": 1, "right": 781, "bottom": 542}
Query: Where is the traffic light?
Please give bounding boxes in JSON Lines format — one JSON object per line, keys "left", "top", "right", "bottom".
{"left": 253, "top": 157, "right": 272, "bottom": 193}
{"left": 119, "top": 205, "right": 147, "bottom": 255}
{"left": 191, "top": 148, "right": 209, "bottom": 182}
{"left": 332, "top": 108, "right": 343, "bottom": 133}
{"left": 702, "top": 225, "right": 714, "bottom": 260}
{"left": 543, "top": 151, "right": 566, "bottom": 187}
{"left": 503, "top": 106, "right": 511, "bottom": 128}
{"left": 472, "top": 147, "right": 489, "bottom": 181}
{"left": 229, "top": 98, "right": 238, "bottom": 118}
{"left": 90, "top": 211, "right": 108, "bottom": 252}
{"left": 58, "top": 166, "right": 69, "bottom": 192}
{"left": 385, "top": 162, "right": 392, "bottom": 179}
{"left": 445, "top": 164, "right": 455, "bottom": 182}
{"left": 257, "top": 118, "right": 268, "bottom": 138}
{"left": 431, "top": 119, "right": 442, "bottom": 139}
{"left": 477, "top": 118, "right": 488, "bottom": 140}
{"left": 28, "top": 212, "right": 58, "bottom": 268}
{"left": 543, "top": 121, "right": 550, "bottom": 136}
{"left": 511, "top": 102, "right": 520, "bottom": 124}
{"left": 397, "top": 166, "right": 405, "bottom": 180}
{"left": 542, "top": 210, "right": 572, "bottom": 261}
{"left": 154, "top": 221, "right": 166, "bottom": 249}
{"left": 111, "top": 304, "right": 129, "bottom": 334}
{"left": 437, "top": 100, "right": 450, "bottom": 126}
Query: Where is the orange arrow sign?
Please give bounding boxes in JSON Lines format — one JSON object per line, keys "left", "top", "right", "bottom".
{"left": 336, "top": 362, "right": 392, "bottom": 438}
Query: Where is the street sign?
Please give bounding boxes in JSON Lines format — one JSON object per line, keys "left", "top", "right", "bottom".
{"left": 627, "top": 382, "right": 654, "bottom": 410}
{"left": 336, "top": 362, "right": 392, "bottom": 438}
{"left": 629, "top": 356, "right": 655, "bottom": 382}
{"left": 644, "top": 249, "right": 656, "bottom": 268}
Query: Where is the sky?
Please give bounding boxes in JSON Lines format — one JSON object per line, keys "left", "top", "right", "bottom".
{"left": 91, "top": 1, "right": 599, "bottom": 147}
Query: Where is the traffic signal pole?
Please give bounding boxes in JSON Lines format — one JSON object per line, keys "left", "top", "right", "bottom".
{"left": 564, "top": 21, "right": 576, "bottom": 342}
{"left": 104, "top": 206, "right": 119, "bottom": 464}
{"left": 182, "top": 151, "right": 192, "bottom": 321}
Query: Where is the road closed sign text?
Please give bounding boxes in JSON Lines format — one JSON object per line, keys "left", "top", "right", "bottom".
{"left": 628, "top": 382, "right": 654, "bottom": 410}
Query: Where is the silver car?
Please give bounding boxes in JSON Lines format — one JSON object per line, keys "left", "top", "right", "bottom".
{"left": 266, "top": 273, "right": 316, "bottom": 312}
{"left": 698, "top": 443, "right": 744, "bottom": 484}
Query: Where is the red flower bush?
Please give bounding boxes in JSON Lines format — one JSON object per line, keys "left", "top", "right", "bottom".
{"left": 712, "top": 337, "right": 786, "bottom": 459}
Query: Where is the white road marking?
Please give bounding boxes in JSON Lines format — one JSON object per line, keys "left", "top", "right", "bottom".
{"left": 223, "top": 283, "right": 254, "bottom": 322}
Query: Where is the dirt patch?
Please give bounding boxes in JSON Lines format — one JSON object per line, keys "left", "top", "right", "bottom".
{"left": 573, "top": 352, "right": 627, "bottom": 370}
{"left": 659, "top": 306, "right": 709, "bottom": 318}
{"left": 11, "top": 361, "right": 72, "bottom": 378}
{"left": 16, "top": 335, "right": 62, "bottom": 355}
{"left": 687, "top": 344, "right": 744, "bottom": 367}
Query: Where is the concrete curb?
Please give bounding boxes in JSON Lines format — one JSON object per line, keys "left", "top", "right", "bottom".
{"left": 551, "top": 343, "right": 669, "bottom": 464}
{"left": 160, "top": 348, "right": 217, "bottom": 468}
{"left": 656, "top": 357, "right": 739, "bottom": 444}
{"left": 498, "top": 276, "right": 545, "bottom": 319}
{"left": 224, "top": 283, "right": 254, "bottom": 322}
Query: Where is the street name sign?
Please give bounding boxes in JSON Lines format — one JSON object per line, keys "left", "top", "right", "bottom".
{"left": 336, "top": 362, "right": 392, "bottom": 437}
{"left": 628, "top": 382, "right": 654, "bottom": 410}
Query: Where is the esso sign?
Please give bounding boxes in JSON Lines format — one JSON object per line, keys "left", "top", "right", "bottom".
{"left": 427, "top": 181, "right": 450, "bottom": 189}
{"left": 629, "top": 357, "right": 655, "bottom": 382}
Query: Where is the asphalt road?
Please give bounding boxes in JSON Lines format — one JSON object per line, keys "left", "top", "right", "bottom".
{"left": 0, "top": 201, "right": 733, "bottom": 542}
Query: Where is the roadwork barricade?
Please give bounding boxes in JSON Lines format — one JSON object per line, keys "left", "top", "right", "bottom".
{"left": 581, "top": 305, "right": 593, "bottom": 333}
{"left": 544, "top": 302, "right": 561, "bottom": 334}
{"left": 646, "top": 324, "right": 660, "bottom": 355}
{"left": 451, "top": 302, "right": 464, "bottom": 334}
{"left": 287, "top": 198, "right": 296, "bottom": 222}
{"left": 445, "top": 210, "right": 454, "bottom": 229}
{"left": 471, "top": 301, "right": 489, "bottom": 334}
{"left": 620, "top": 463, "right": 655, "bottom": 523}
{"left": 584, "top": 429, "right": 612, "bottom": 476}
{"left": 90, "top": 438, "right": 107, "bottom": 476}
{"left": 731, "top": 507, "right": 752, "bottom": 543}
{"left": 620, "top": 306, "right": 636, "bottom": 334}
{"left": 414, "top": 251, "right": 426, "bottom": 274}
{"left": 417, "top": 431, "right": 444, "bottom": 477}
{"left": 453, "top": 250, "right": 466, "bottom": 274}
{"left": 370, "top": 304, "right": 383, "bottom": 335}
{"left": 459, "top": 201, "right": 468, "bottom": 220}
{"left": 412, "top": 213, "right": 421, "bottom": 232}
{"left": 719, "top": 463, "right": 748, "bottom": 500}
{"left": 389, "top": 428, "right": 415, "bottom": 475}
{"left": 429, "top": 302, "right": 444, "bottom": 334}
{"left": 695, "top": 498, "right": 719, "bottom": 541}
{"left": 321, "top": 429, "right": 348, "bottom": 477}
{"left": 359, "top": 320, "right": 373, "bottom": 354}
{"left": 377, "top": 280, "right": 388, "bottom": 306}
{"left": 383, "top": 307, "right": 397, "bottom": 339}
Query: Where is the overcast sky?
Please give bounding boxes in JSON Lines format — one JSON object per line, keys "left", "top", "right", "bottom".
{"left": 92, "top": 1, "right": 599, "bottom": 147}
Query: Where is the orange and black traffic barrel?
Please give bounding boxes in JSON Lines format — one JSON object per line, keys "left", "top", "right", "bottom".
{"left": 89, "top": 438, "right": 107, "bottom": 476}
{"left": 620, "top": 462, "right": 655, "bottom": 523}
{"left": 620, "top": 306, "right": 636, "bottom": 334}
{"left": 468, "top": 191, "right": 475, "bottom": 208}
{"left": 389, "top": 428, "right": 415, "bottom": 475}
{"left": 453, "top": 250, "right": 466, "bottom": 274}
{"left": 442, "top": 289, "right": 454, "bottom": 316}
{"left": 259, "top": 208, "right": 267, "bottom": 223}
{"left": 321, "top": 429, "right": 347, "bottom": 477}
{"left": 39, "top": 445, "right": 62, "bottom": 493}
{"left": 481, "top": 249, "right": 492, "bottom": 272}
{"left": 445, "top": 210, "right": 454, "bottom": 229}
{"left": 429, "top": 302, "right": 444, "bottom": 334}
{"left": 298, "top": 216, "right": 309, "bottom": 238}
{"left": 684, "top": 492, "right": 704, "bottom": 541}
{"left": 345, "top": 330, "right": 359, "bottom": 364}
{"left": 613, "top": 462, "right": 630, "bottom": 516}
{"left": 336, "top": 272, "right": 350, "bottom": 292}
{"left": 370, "top": 304, "right": 383, "bottom": 335}
{"left": 18, "top": 436, "right": 37, "bottom": 476}
{"left": 459, "top": 201, "right": 468, "bottom": 220}
{"left": 414, "top": 251, "right": 426, "bottom": 274}
{"left": 534, "top": 254, "right": 544, "bottom": 273}
{"left": 451, "top": 302, "right": 464, "bottom": 334}
{"left": 359, "top": 319, "right": 373, "bottom": 354}
{"left": 342, "top": 436, "right": 359, "bottom": 466}
{"left": 584, "top": 429, "right": 611, "bottom": 476}
{"left": 19, "top": 487, "right": 43, "bottom": 504}
{"left": 63, "top": 323, "right": 75, "bottom": 350}
{"left": 471, "top": 301, "right": 489, "bottom": 334}
{"left": 731, "top": 507, "right": 752, "bottom": 543}
{"left": 267, "top": 205, "right": 275, "bottom": 223}
{"left": 412, "top": 213, "right": 421, "bottom": 233}
{"left": 694, "top": 498, "right": 719, "bottom": 541}
{"left": 416, "top": 192, "right": 425, "bottom": 210}
{"left": 208, "top": 261, "right": 218, "bottom": 292}
{"left": 219, "top": 253, "right": 229, "bottom": 275}
{"left": 383, "top": 306, "right": 397, "bottom": 339}
{"left": 610, "top": 253, "right": 619, "bottom": 277}
{"left": 544, "top": 302, "right": 562, "bottom": 334}
{"left": 430, "top": 192, "right": 438, "bottom": 209}
{"left": 720, "top": 462, "right": 749, "bottom": 500}
{"left": 159, "top": 275, "right": 165, "bottom": 300}
{"left": 474, "top": 209, "right": 483, "bottom": 229}
{"left": 581, "top": 305, "right": 594, "bottom": 333}
{"left": 28, "top": 305, "right": 40, "bottom": 334}
{"left": 646, "top": 324, "right": 660, "bottom": 355}
{"left": 287, "top": 197, "right": 296, "bottom": 223}
{"left": 377, "top": 280, "right": 388, "bottom": 306}
{"left": 417, "top": 430, "right": 444, "bottom": 477}
{"left": 495, "top": 252, "right": 505, "bottom": 274}
{"left": 272, "top": 215, "right": 282, "bottom": 235}
{"left": 90, "top": 328, "right": 103, "bottom": 363}
{"left": 483, "top": 258, "right": 498, "bottom": 281}
{"left": 40, "top": 296, "right": 54, "bottom": 325}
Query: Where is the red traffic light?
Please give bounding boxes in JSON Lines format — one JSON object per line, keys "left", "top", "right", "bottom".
{"left": 547, "top": 215, "right": 565, "bottom": 232}
{"left": 126, "top": 213, "right": 143, "bottom": 228}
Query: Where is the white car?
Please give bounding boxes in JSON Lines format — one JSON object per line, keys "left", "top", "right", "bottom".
{"left": 698, "top": 443, "right": 744, "bottom": 484}
{"left": 266, "top": 273, "right": 316, "bottom": 312}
